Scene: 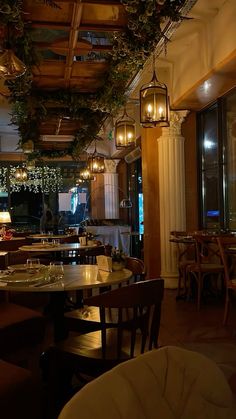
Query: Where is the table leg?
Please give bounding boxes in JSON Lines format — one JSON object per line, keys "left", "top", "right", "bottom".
{"left": 50, "top": 292, "right": 68, "bottom": 342}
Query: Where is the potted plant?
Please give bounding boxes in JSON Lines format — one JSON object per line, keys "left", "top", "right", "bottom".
{"left": 111, "top": 248, "right": 126, "bottom": 271}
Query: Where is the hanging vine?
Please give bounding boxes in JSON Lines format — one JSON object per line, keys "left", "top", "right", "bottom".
{"left": 0, "top": 0, "right": 186, "bottom": 159}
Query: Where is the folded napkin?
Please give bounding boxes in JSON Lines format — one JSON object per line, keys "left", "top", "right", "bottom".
{"left": 96, "top": 255, "right": 112, "bottom": 272}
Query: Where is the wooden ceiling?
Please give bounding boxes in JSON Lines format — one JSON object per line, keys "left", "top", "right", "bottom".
{"left": 10, "top": 0, "right": 127, "bottom": 152}
{"left": 25, "top": 0, "right": 126, "bottom": 91}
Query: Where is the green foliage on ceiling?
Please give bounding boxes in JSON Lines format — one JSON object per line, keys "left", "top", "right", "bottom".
{"left": 0, "top": 0, "right": 185, "bottom": 160}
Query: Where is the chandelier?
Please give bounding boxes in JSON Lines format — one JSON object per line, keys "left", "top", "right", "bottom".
{"left": 140, "top": 54, "right": 169, "bottom": 128}
{"left": 0, "top": 165, "right": 63, "bottom": 193}
{"left": 115, "top": 108, "right": 136, "bottom": 148}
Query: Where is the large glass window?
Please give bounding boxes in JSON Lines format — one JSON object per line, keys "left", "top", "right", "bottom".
{"left": 198, "top": 105, "right": 221, "bottom": 230}
{"left": 198, "top": 87, "right": 236, "bottom": 232}
{"left": 223, "top": 91, "right": 236, "bottom": 230}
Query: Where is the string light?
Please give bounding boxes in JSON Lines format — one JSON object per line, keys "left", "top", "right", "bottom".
{"left": 0, "top": 165, "right": 63, "bottom": 193}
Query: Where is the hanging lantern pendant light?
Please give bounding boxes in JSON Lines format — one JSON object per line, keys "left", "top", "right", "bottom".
{"left": 88, "top": 140, "right": 105, "bottom": 174}
{"left": 0, "top": 26, "right": 26, "bottom": 80}
{"left": 0, "top": 49, "right": 26, "bottom": 80}
{"left": 80, "top": 167, "right": 94, "bottom": 181}
{"left": 115, "top": 107, "right": 136, "bottom": 149}
{"left": 140, "top": 54, "right": 169, "bottom": 128}
{"left": 14, "top": 167, "right": 28, "bottom": 182}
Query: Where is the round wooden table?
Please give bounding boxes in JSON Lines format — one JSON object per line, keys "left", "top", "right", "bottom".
{"left": 27, "top": 234, "right": 73, "bottom": 240}
{"left": 18, "top": 243, "right": 100, "bottom": 252}
{"left": 0, "top": 265, "right": 132, "bottom": 341}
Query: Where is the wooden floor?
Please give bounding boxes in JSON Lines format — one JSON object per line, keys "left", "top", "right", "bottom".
{"left": 159, "top": 289, "right": 236, "bottom": 346}
{"left": 14, "top": 289, "right": 236, "bottom": 418}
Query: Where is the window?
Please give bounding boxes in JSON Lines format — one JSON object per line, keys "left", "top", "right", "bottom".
{"left": 198, "top": 87, "right": 236, "bottom": 231}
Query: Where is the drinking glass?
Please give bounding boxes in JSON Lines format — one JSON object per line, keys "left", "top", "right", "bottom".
{"left": 26, "top": 258, "right": 40, "bottom": 274}
{"left": 52, "top": 239, "right": 60, "bottom": 246}
{"left": 49, "top": 261, "right": 64, "bottom": 282}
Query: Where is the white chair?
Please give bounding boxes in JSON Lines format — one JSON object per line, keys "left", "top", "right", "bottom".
{"left": 58, "top": 346, "right": 235, "bottom": 419}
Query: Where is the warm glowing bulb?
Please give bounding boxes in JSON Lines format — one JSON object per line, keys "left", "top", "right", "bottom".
{"left": 159, "top": 107, "right": 164, "bottom": 118}
{"left": 119, "top": 135, "right": 123, "bottom": 141}
{"left": 147, "top": 104, "right": 152, "bottom": 113}
{"left": 127, "top": 132, "right": 133, "bottom": 139}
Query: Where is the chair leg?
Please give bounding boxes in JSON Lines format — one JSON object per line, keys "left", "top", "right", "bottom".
{"left": 197, "top": 273, "right": 202, "bottom": 311}
{"left": 177, "top": 269, "right": 182, "bottom": 296}
{"left": 223, "top": 288, "right": 230, "bottom": 326}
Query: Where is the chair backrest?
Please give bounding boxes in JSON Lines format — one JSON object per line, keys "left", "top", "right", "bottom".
{"left": 193, "top": 234, "right": 222, "bottom": 265}
{"left": 217, "top": 236, "right": 236, "bottom": 285}
{"left": 7, "top": 250, "right": 28, "bottom": 266}
{"left": 83, "top": 246, "right": 105, "bottom": 264}
{"left": 125, "top": 256, "right": 146, "bottom": 281}
{"left": 84, "top": 278, "right": 164, "bottom": 359}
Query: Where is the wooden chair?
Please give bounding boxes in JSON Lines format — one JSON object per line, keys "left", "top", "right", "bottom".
{"left": 125, "top": 256, "right": 146, "bottom": 282}
{"left": 44, "top": 279, "right": 164, "bottom": 414}
{"left": 0, "top": 360, "right": 41, "bottom": 419}
{"left": 170, "top": 231, "right": 196, "bottom": 297}
{"left": 80, "top": 246, "right": 105, "bottom": 265}
{"left": 186, "top": 234, "right": 224, "bottom": 310}
{"left": 65, "top": 257, "right": 146, "bottom": 333}
{"left": 216, "top": 236, "right": 236, "bottom": 325}
{"left": 0, "top": 297, "right": 45, "bottom": 368}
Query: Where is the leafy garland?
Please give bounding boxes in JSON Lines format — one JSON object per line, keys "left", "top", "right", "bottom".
{"left": 0, "top": 0, "right": 185, "bottom": 159}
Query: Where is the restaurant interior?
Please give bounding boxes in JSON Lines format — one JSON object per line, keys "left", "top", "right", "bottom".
{"left": 1, "top": 0, "right": 236, "bottom": 418}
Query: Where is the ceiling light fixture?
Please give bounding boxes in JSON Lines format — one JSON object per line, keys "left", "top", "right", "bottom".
{"left": 87, "top": 140, "right": 105, "bottom": 174}
{"left": 0, "top": 26, "right": 26, "bottom": 80}
{"left": 79, "top": 167, "right": 95, "bottom": 181}
{"left": 14, "top": 167, "right": 28, "bottom": 182}
{"left": 140, "top": 54, "right": 169, "bottom": 128}
{"left": 115, "top": 107, "right": 136, "bottom": 149}
{"left": 0, "top": 48, "right": 26, "bottom": 80}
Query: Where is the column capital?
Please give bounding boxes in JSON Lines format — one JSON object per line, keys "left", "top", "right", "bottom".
{"left": 161, "top": 110, "right": 189, "bottom": 137}
{"left": 104, "top": 159, "right": 120, "bottom": 174}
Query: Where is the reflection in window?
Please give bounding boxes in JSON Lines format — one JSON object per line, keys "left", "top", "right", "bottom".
{"left": 199, "top": 105, "right": 220, "bottom": 230}
{"left": 224, "top": 90, "right": 236, "bottom": 230}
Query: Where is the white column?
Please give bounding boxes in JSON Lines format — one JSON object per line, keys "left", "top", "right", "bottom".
{"left": 104, "top": 159, "right": 119, "bottom": 219}
{"left": 158, "top": 110, "right": 188, "bottom": 288}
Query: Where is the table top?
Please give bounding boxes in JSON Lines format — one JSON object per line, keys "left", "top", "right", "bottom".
{"left": 18, "top": 243, "right": 102, "bottom": 252}
{"left": 27, "top": 234, "right": 75, "bottom": 239}
{"left": 169, "top": 237, "right": 195, "bottom": 244}
{"left": 0, "top": 237, "right": 26, "bottom": 241}
{"left": 0, "top": 264, "right": 132, "bottom": 292}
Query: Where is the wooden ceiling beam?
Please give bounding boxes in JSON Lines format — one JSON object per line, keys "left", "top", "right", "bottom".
{"left": 56, "top": 0, "right": 121, "bottom": 5}
{"left": 34, "top": 42, "right": 112, "bottom": 52}
{"left": 80, "top": 0, "right": 121, "bottom": 4}
{"left": 64, "top": 3, "right": 84, "bottom": 86}
{"left": 79, "top": 23, "right": 124, "bottom": 31}
{"left": 29, "top": 21, "right": 124, "bottom": 32}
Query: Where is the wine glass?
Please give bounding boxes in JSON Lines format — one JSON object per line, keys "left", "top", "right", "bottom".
{"left": 26, "top": 258, "right": 40, "bottom": 274}
{"left": 49, "top": 261, "right": 64, "bottom": 282}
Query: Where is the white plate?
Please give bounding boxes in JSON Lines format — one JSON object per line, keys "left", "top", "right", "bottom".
{"left": 0, "top": 273, "right": 44, "bottom": 284}
{"left": 8, "top": 264, "right": 46, "bottom": 272}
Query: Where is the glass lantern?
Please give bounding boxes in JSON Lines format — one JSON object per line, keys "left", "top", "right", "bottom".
{"left": 140, "top": 70, "right": 169, "bottom": 128}
{"left": 115, "top": 109, "right": 136, "bottom": 149}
